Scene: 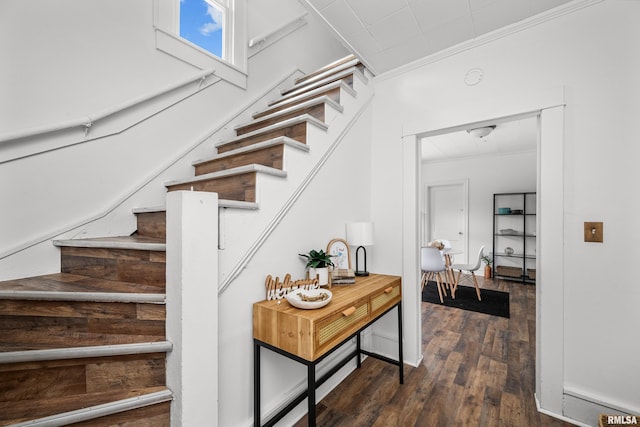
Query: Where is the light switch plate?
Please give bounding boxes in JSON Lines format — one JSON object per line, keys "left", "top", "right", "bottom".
{"left": 584, "top": 222, "right": 603, "bottom": 243}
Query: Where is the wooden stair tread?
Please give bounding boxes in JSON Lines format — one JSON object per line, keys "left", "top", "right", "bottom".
{"left": 0, "top": 273, "right": 165, "bottom": 296}
{"left": 262, "top": 80, "right": 355, "bottom": 115}
{"left": 214, "top": 114, "right": 327, "bottom": 152}
{"left": 293, "top": 54, "right": 359, "bottom": 86}
{"left": 133, "top": 199, "right": 259, "bottom": 214}
{"left": 236, "top": 96, "right": 342, "bottom": 134}
{"left": 53, "top": 236, "right": 166, "bottom": 251}
{"left": 194, "top": 136, "right": 308, "bottom": 166}
{"left": 165, "top": 164, "right": 286, "bottom": 188}
{"left": 0, "top": 386, "right": 171, "bottom": 426}
{"left": 276, "top": 66, "right": 366, "bottom": 103}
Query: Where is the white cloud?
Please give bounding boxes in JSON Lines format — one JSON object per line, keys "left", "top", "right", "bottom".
{"left": 199, "top": 4, "right": 224, "bottom": 36}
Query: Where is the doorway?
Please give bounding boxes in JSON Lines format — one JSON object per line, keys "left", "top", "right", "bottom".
{"left": 401, "top": 104, "right": 566, "bottom": 414}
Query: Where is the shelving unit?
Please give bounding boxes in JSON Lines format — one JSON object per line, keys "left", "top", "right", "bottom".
{"left": 492, "top": 192, "right": 536, "bottom": 284}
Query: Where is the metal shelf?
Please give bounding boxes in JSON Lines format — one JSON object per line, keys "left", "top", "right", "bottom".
{"left": 493, "top": 192, "right": 537, "bottom": 284}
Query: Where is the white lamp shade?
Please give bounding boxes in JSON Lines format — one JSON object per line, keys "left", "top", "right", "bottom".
{"left": 346, "top": 222, "right": 374, "bottom": 246}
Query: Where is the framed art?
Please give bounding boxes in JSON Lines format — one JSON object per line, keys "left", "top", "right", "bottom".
{"left": 326, "top": 238, "right": 352, "bottom": 270}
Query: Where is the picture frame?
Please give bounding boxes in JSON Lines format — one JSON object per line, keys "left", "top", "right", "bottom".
{"left": 326, "top": 238, "right": 352, "bottom": 271}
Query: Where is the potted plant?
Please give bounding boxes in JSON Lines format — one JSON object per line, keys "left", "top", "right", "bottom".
{"left": 299, "top": 249, "right": 335, "bottom": 287}
{"left": 481, "top": 254, "right": 493, "bottom": 279}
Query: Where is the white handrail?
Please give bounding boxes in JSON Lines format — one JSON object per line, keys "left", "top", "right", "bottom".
{"left": 248, "top": 12, "right": 307, "bottom": 48}
{"left": 0, "top": 68, "right": 216, "bottom": 144}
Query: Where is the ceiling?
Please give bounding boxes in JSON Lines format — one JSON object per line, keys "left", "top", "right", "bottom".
{"left": 301, "top": 0, "right": 553, "bottom": 160}
{"left": 421, "top": 116, "right": 537, "bottom": 162}
{"left": 304, "top": 0, "right": 573, "bottom": 74}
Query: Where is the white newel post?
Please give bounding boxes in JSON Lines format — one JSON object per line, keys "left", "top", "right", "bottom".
{"left": 166, "top": 191, "right": 219, "bottom": 427}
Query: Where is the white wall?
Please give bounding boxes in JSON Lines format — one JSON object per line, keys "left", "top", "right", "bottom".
{"left": 371, "top": 0, "right": 640, "bottom": 424}
{"left": 422, "top": 151, "right": 537, "bottom": 263}
{"left": 0, "top": 0, "right": 348, "bottom": 280}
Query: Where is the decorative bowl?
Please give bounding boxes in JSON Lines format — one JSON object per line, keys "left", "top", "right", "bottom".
{"left": 285, "top": 289, "right": 332, "bottom": 310}
{"left": 505, "top": 247, "right": 515, "bottom": 255}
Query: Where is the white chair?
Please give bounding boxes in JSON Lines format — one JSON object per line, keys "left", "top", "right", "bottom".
{"left": 451, "top": 245, "right": 485, "bottom": 301}
{"left": 421, "top": 247, "right": 448, "bottom": 303}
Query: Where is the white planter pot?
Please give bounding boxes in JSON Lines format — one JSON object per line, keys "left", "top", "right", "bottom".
{"left": 309, "top": 267, "right": 329, "bottom": 287}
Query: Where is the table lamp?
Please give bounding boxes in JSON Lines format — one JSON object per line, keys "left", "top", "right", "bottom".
{"left": 346, "top": 222, "right": 374, "bottom": 276}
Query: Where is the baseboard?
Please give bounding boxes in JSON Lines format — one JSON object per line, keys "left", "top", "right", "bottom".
{"left": 563, "top": 386, "right": 640, "bottom": 427}
{"left": 535, "top": 393, "right": 588, "bottom": 427}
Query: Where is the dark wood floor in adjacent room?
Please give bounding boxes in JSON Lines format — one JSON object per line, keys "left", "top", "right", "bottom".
{"left": 294, "top": 277, "right": 574, "bottom": 427}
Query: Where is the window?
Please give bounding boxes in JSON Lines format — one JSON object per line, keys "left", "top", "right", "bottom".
{"left": 179, "top": 0, "right": 226, "bottom": 59}
{"left": 154, "top": 0, "right": 247, "bottom": 88}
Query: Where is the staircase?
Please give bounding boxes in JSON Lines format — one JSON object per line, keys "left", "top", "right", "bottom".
{"left": 0, "top": 55, "right": 368, "bottom": 426}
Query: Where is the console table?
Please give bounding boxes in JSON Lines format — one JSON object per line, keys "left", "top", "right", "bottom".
{"left": 253, "top": 274, "right": 403, "bottom": 427}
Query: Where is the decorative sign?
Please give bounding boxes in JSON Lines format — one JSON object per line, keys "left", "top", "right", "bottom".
{"left": 265, "top": 273, "right": 319, "bottom": 301}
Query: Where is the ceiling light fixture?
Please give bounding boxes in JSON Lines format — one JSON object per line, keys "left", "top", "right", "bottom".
{"left": 467, "top": 125, "right": 496, "bottom": 138}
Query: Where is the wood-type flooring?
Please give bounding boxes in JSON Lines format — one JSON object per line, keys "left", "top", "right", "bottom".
{"left": 294, "top": 277, "right": 574, "bottom": 427}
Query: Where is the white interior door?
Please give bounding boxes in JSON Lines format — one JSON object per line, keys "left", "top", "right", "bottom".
{"left": 426, "top": 182, "right": 468, "bottom": 262}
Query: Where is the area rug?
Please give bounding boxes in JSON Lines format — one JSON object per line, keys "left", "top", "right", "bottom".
{"left": 422, "top": 282, "right": 510, "bottom": 318}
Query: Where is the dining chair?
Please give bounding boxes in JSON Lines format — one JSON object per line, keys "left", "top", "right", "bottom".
{"left": 421, "top": 246, "right": 448, "bottom": 303}
{"left": 451, "top": 245, "right": 485, "bottom": 301}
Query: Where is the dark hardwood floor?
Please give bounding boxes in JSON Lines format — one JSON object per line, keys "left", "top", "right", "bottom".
{"left": 294, "top": 276, "right": 574, "bottom": 427}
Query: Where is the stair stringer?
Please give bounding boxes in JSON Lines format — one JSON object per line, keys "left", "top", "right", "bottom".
{"left": 217, "top": 73, "right": 373, "bottom": 290}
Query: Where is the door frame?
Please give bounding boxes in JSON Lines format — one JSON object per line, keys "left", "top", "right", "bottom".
{"left": 401, "top": 89, "right": 566, "bottom": 416}
{"left": 424, "top": 179, "right": 469, "bottom": 263}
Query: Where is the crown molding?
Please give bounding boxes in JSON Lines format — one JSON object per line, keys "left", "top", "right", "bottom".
{"left": 375, "top": 0, "right": 605, "bottom": 82}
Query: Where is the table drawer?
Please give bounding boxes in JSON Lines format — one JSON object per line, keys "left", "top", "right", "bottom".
{"left": 317, "top": 299, "right": 369, "bottom": 349}
{"left": 370, "top": 282, "right": 401, "bottom": 316}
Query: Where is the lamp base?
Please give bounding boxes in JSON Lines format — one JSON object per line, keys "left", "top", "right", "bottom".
{"left": 355, "top": 271, "right": 369, "bottom": 277}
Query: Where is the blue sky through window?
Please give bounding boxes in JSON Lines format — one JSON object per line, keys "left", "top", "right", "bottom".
{"left": 180, "top": 0, "right": 224, "bottom": 58}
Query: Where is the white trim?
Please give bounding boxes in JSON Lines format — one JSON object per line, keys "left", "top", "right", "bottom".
{"left": 564, "top": 386, "right": 640, "bottom": 418}
{"left": 194, "top": 137, "right": 309, "bottom": 165}
{"left": 166, "top": 191, "right": 219, "bottom": 427}
{"left": 376, "top": 0, "right": 605, "bottom": 81}
{"left": 401, "top": 134, "right": 422, "bottom": 366}
{"left": 53, "top": 239, "right": 166, "bottom": 252}
{"left": 132, "top": 200, "right": 260, "bottom": 212}
{"left": 280, "top": 67, "right": 367, "bottom": 99}
{"left": 9, "top": 389, "right": 173, "bottom": 427}
{"left": 401, "top": 93, "right": 566, "bottom": 416}
{"left": 266, "top": 80, "right": 356, "bottom": 110}
{"left": 534, "top": 394, "right": 587, "bottom": 427}
{"left": 153, "top": 0, "right": 247, "bottom": 86}
{"left": 297, "top": 0, "right": 378, "bottom": 75}
{"left": 0, "top": 290, "right": 165, "bottom": 303}
{"left": 154, "top": 28, "right": 247, "bottom": 89}
{"left": 293, "top": 56, "right": 360, "bottom": 87}
{"left": 236, "top": 97, "right": 343, "bottom": 131}
{"left": 0, "top": 341, "right": 173, "bottom": 365}
{"left": 164, "top": 164, "right": 287, "bottom": 188}
{"left": 214, "top": 115, "right": 328, "bottom": 149}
